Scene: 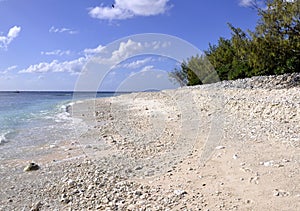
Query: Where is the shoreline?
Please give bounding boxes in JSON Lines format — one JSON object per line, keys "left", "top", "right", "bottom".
{"left": 0, "top": 74, "right": 299, "bottom": 210}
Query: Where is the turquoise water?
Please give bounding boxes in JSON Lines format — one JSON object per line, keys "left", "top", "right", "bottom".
{"left": 0, "top": 92, "right": 116, "bottom": 160}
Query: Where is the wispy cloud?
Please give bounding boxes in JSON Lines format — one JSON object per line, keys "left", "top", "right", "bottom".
{"left": 238, "top": 0, "right": 277, "bottom": 8}
{"left": 0, "top": 65, "right": 18, "bottom": 74}
{"left": 19, "top": 38, "right": 168, "bottom": 76}
{"left": 239, "top": 0, "right": 294, "bottom": 9}
{"left": 0, "top": 26, "right": 21, "bottom": 50}
{"left": 88, "top": 0, "right": 171, "bottom": 21}
{"left": 41, "top": 49, "right": 71, "bottom": 56}
{"left": 239, "top": 0, "right": 255, "bottom": 7}
{"left": 19, "top": 39, "right": 142, "bottom": 75}
{"left": 140, "top": 65, "right": 155, "bottom": 72}
{"left": 49, "top": 26, "right": 78, "bottom": 34}
{"left": 121, "top": 57, "right": 153, "bottom": 69}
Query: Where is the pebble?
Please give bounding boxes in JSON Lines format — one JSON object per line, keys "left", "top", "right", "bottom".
{"left": 174, "top": 190, "right": 187, "bottom": 196}
{"left": 273, "top": 189, "right": 290, "bottom": 197}
{"left": 261, "top": 160, "right": 274, "bottom": 167}
{"left": 67, "top": 179, "right": 76, "bottom": 186}
{"left": 49, "top": 144, "right": 57, "bottom": 148}
{"left": 30, "top": 201, "right": 42, "bottom": 211}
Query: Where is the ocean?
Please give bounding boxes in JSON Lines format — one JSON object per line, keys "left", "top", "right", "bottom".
{"left": 0, "top": 91, "right": 116, "bottom": 161}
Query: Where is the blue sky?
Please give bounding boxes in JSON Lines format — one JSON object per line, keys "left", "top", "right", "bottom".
{"left": 0, "top": 0, "right": 259, "bottom": 91}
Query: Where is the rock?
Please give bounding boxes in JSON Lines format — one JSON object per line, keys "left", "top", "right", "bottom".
{"left": 174, "top": 190, "right": 187, "bottom": 196}
{"left": 261, "top": 160, "right": 274, "bottom": 167}
{"left": 30, "top": 201, "right": 43, "bottom": 211}
{"left": 67, "top": 179, "right": 76, "bottom": 187}
{"left": 60, "top": 194, "right": 70, "bottom": 204}
{"left": 127, "top": 204, "right": 136, "bottom": 210}
{"left": 135, "top": 166, "right": 143, "bottom": 171}
{"left": 102, "top": 197, "right": 109, "bottom": 203}
{"left": 273, "top": 189, "right": 290, "bottom": 197}
{"left": 84, "top": 145, "right": 92, "bottom": 149}
{"left": 144, "top": 170, "right": 154, "bottom": 176}
{"left": 49, "top": 144, "right": 57, "bottom": 148}
{"left": 23, "top": 162, "right": 40, "bottom": 172}
{"left": 273, "top": 190, "right": 280, "bottom": 196}
{"left": 215, "top": 146, "right": 226, "bottom": 150}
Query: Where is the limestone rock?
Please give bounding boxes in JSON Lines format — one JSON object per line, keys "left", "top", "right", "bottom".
{"left": 23, "top": 162, "right": 40, "bottom": 172}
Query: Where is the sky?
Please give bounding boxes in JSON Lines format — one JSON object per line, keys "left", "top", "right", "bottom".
{"left": 0, "top": 0, "right": 260, "bottom": 91}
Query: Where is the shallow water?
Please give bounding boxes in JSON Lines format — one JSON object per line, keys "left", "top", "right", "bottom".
{"left": 0, "top": 91, "right": 117, "bottom": 161}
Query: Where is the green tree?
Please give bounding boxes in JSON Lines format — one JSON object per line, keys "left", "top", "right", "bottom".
{"left": 248, "top": 0, "right": 300, "bottom": 74}
{"left": 171, "top": 0, "right": 300, "bottom": 86}
{"left": 170, "top": 55, "right": 219, "bottom": 86}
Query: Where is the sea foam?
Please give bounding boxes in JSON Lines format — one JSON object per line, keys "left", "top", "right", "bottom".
{"left": 0, "top": 131, "right": 9, "bottom": 145}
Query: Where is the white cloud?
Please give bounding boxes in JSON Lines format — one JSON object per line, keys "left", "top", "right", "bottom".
{"left": 0, "top": 26, "right": 21, "bottom": 50}
{"left": 0, "top": 65, "right": 18, "bottom": 74}
{"left": 18, "top": 40, "right": 142, "bottom": 75}
{"left": 83, "top": 39, "right": 143, "bottom": 63}
{"left": 41, "top": 49, "right": 71, "bottom": 56}
{"left": 19, "top": 38, "right": 168, "bottom": 76}
{"left": 144, "top": 40, "right": 171, "bottom": 50}
{"left": 239, "top": 0, "right": 295, "bottom": 9}
{"left": 88, "top": 0, "right": 171, "bottom": 21}
{"left": 122, "top": 57, "right": 153, "bottom": 69}
{"left": 239, "top": 0, "right": 255, "bottom": 7}
{"left": 140, "top": 65, "right": 155, "bottom": 72}
{"left": 109, "top": 39, "right": 143, "bottom": 63}
{"left": 49, "top": 26, "right": 78, "bottom": 34}
{"left": 19, "top": 57, "right": 87, "bottom": 75}
{"left": 83, "top": 44, "right": 105, "bottom": 55}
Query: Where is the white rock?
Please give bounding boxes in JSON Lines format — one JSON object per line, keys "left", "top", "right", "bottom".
{"left": 174, "top": 189, "right": 187, "bottom": 196}
{"left": 262, "top": 160, "right": 274, "bottom": 166}
{"left": 49, "top": 144, "right": 57, "bottom": 148}
{"left": 127, "top": 204, "right": 136, "bottom": 210}
{"left": 215, "top": 146, "right": 226, "bottom": 150}
{"left": 67, "top": 179, "right": 75, "bottom": 186}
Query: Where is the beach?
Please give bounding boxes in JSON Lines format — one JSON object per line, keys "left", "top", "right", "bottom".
{"left": 0, "top": 74, "right": 299, "bottom": 210}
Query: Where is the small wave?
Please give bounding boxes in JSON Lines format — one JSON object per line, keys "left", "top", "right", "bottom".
{"left": 55, "top": 112, "right": 71, "bottom": 122}
{"left": 61, "top": 102, "right": 76, "bottom": 113}
{"left": 53, "top": 102, "right": 76, "bottom": 123}
{"left": 0, "top": 131, "right": 9, "bottom": 145}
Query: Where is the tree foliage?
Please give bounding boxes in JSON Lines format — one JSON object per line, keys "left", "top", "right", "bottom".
{"left": 172, "top": 0, "right": 300, "bottom": 86}
{"left": 170, "top": 55, "right": 219, "bottom": 86}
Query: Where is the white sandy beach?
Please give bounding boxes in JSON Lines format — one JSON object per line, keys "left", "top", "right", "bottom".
{"left": 0, "top": 75, "right": 299, "bottom": 210}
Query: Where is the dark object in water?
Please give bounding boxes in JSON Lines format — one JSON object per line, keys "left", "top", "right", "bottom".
{"left": 112, "top": 4, "right": 114, "bottom": 8}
